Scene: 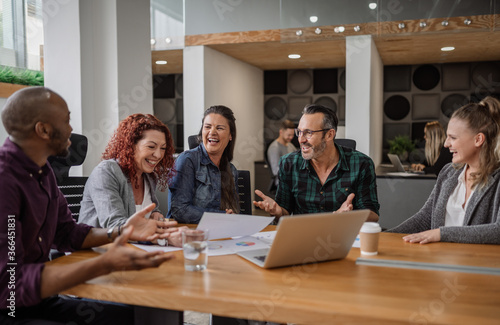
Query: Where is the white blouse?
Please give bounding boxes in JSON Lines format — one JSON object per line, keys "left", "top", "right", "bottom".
{"left": 135, "top": 178, "right": 153, "bottom": 219}
{"left": 445, "top": 166, "right": 474, "bottom": 227}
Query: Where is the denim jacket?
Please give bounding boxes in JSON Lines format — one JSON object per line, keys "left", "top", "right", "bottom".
{"left": 168, "top": 144, "right": 239, "bottom": 223}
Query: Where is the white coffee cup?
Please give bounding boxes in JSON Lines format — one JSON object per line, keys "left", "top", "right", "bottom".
{"left": 359, "top": 222, "right": 382, "bottom": 255}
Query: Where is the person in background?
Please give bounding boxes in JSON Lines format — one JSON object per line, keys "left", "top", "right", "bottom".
{"left": 168, "top": 105, "right": 239, "bottom": 223}
{"left": 0, "top": 87, "right": 173, "bottom": 324}
{"left": 79, "top": 114, "right": 183, "bottom": 246}
{"left": 254, "top": 104, "right": 380, "bottom": 222}
{"left": 388, "top": 96, "right": 500, "bottom": 244}
{"left": 411, "top": 121, "right": 452, "bottom": 175}
{"left": 267, "top": 119, "right": 297, "bottom": 188}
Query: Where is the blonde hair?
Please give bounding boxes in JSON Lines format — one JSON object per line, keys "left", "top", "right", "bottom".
{"left": 451, "top": 96, "right": 500, "bottom": 188}
{"left": 424, "top": 121, "right": 446, "bottom": 166}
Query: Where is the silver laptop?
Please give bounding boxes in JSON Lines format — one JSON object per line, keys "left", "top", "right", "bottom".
{"left": 237, "top": 210, "right": 370, "bottom": 268}
{"left": 387, "top": 153, "right": 424, "bottom": 174}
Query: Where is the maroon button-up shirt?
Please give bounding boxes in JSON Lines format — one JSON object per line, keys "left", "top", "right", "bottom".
{"left": 0, "top": 138, "right": 92, "bottom": 308}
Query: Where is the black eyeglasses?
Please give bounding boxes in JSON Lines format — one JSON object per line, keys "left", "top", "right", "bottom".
{"left": 294, "top": 128, "right": 331, "bottom": 140}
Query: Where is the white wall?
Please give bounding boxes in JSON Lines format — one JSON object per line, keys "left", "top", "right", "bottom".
{"left": 369, "top": 40, "right": 384, "bottom": 166}
{"left": 203, "top": 47, "right": 264, "bottom": 172}
{"left": 43, "top": 0, "right": 153, "bottom": 176}
{"left": 43, "top": 0, "right": 83, "bottom": 134}
{"left": 183, "top": 46, "right": 206, "bottom": 147}
{"left": 183, "top": 46, "right": 264, "bottom": 200}
{"left": 345, "top": 35, "right": 383, "bottom": 163}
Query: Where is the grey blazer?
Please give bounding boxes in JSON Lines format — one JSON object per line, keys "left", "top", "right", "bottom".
{"left": 79, "top": 159, "right": 161, "bottom": 228}
{"left": 388, "top": 163, "right": 500, "bottom": 244}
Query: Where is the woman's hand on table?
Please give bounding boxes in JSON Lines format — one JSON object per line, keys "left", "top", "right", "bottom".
{"left": 402, "top": 229, "right": 441, "bottom": 244}
{"left": 103, "top": 226, "right": 173, "bottom": 272}
{"left": 411, "top": 163, "right": 425, "bottom": 172}
{"left": 164, "top": 226, "right": 189, "bottom": 247}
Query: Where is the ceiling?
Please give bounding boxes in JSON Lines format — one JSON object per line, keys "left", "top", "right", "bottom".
{"left": 152, "top": 16, "right": 500, "bottom": 74}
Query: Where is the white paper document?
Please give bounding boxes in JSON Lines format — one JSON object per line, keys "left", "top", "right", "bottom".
{"left": 207, "top": 236, "right": 271, "bottom": 256}
{"left": 352, "top": 234, "right": 360, "bottom": 248}
{"left": 197, "top": 212, "right": 273, "bottom": 240}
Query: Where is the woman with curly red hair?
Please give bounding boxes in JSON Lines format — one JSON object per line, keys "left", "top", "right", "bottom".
{"left": 79, "top": 114, "right": 183, "bottom": 246}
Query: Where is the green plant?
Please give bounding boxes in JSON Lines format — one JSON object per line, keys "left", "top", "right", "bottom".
{"left": 0, "top": 65, "right": 44, "bottom": 86}
{"left": 388, "top": 135, "right": 416, "bottom": 156}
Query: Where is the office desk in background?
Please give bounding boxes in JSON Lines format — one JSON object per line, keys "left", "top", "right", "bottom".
{"left": 47, "top": 233, "right": 500, "bottom": 325}
{"left": 376, "top": 165, "right": 437, "bottom": 230}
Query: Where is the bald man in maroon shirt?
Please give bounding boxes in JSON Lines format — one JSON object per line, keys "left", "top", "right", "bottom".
{"left": 0, "top": 87, "right": 176, "bottom": 324}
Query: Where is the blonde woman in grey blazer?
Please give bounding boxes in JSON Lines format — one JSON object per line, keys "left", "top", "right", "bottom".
{"left": 388, "top": 96, "right": 500, "bottom": 244}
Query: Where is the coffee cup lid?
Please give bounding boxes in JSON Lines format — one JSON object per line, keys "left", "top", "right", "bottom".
{"left": 360, "top": 222, "right": 381, "bottom": 233}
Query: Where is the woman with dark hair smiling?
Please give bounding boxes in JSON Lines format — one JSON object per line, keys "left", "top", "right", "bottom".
{"left": 79, "top": 114, "right": 183, "bottom": 246}
{"left": 168, "top": 105, "right": 239, "bottom": 223}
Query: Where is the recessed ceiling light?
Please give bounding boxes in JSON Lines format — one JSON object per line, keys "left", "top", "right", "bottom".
{"left": 288, "top": 54, "right": 301, "bottom": 59}
{"left": 165, "top": 37, "right": 172, "bottom": 44}
{"left": 309, "top": 16, "right": 318, "bottom": 23}
{"left": 441, "top": 46, "right": 455, "bottom": 52}
{"left": 369, "top": 3, "right": 377, "bottom": 10}
{"left": 150, "top": 38, "right": 156, "bottom": 45}
{"left": 156, "top": 60, "right": 167, "bottom": 65}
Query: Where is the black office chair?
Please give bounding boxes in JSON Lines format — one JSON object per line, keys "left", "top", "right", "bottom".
{"left": 188, "top": 134, "right": 200, "bottom": 149}
{"left": 47, "top": 133, "right": 89, "bottom": 260}
{"left": 48, "top": 133, "right": 89, "bottom": 222}
{"left": 237, "top": 170, "right": 252, "bottom": 215}
{"left": 335, "top": 138, "right": 356, "bottom": 150}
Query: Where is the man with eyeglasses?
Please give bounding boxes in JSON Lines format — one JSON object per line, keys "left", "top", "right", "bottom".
{"left": 254, "top": 104, "right": 379, "bottom": 222}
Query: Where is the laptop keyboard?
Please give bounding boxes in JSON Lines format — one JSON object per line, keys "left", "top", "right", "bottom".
{"left": 254, "top": 255, "right": 267, "bottom": 262}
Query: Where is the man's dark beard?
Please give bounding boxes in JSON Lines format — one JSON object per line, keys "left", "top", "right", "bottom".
{"left": 50, "top": 127, "right": 70, "bottom": 157}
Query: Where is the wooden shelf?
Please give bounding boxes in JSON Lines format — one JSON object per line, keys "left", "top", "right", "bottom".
{"left": 0, "top": 82, "right": 29, "bottom": 98}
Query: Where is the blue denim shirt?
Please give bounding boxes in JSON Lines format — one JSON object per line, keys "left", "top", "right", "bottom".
{"left": 168, "top": 144, "right": 238, "bottom": 223}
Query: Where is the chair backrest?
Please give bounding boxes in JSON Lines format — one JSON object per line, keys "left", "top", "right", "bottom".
{"left": 57, "top": 176, "right": 88, "bottom": 222}
{"left": 237, "top": 170, "right": 252, "bottom": 215}
{"left": 48, "top": 133, "right": 88, "bottom": 182}
{"left": 48, "top": 133, "right": 89, "bottom": 221}
{"left": 335, "top": 138, "right": 357, "bottom": 150}
{"left": 188, "top": 134, "right": 200, "bottom": 149}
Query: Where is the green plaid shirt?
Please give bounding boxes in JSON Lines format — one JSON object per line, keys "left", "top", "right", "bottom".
{"left": 276, "top": 144, "right": 380, "bottom": 215}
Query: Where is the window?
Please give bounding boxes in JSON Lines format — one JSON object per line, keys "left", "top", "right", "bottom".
{"left": 0, "top": 0, "right": 44, "bottom": 71}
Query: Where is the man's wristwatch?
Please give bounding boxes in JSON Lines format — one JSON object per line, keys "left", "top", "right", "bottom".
{"left": 107, "top": 226, "right": 115, "bottom": 242}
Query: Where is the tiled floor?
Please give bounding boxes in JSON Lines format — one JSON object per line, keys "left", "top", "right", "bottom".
{"left": 184, "top": 311, "right": 210, "bottom": 325}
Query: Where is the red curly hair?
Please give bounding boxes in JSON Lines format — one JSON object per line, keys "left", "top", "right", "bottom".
{"left": 102, "top": 114, "right": 175, "bottom": 191}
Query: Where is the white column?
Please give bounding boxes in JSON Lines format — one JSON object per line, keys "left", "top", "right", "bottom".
{"left": 182, "top": 45, "right": 206, "bottom": 148}
{"left": 183, "top": 45, "right": 264, "bottom": 199}
{"left": 43, "top": 0, "right": 152, "bottom": 175}
{"left": 345, "top": 35, "right": 384, "bottom": 165}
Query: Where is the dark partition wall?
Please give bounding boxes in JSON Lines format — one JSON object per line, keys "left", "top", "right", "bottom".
{"left": 383, "top": 60, "right": 500, "bottom": 163}
{"left": 153, "top": 73, "right": 184, "bottom": 153}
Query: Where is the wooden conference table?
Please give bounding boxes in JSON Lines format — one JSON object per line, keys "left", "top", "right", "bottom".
{"left": 47, "top": 232, "right": 500, "bottom": 325}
